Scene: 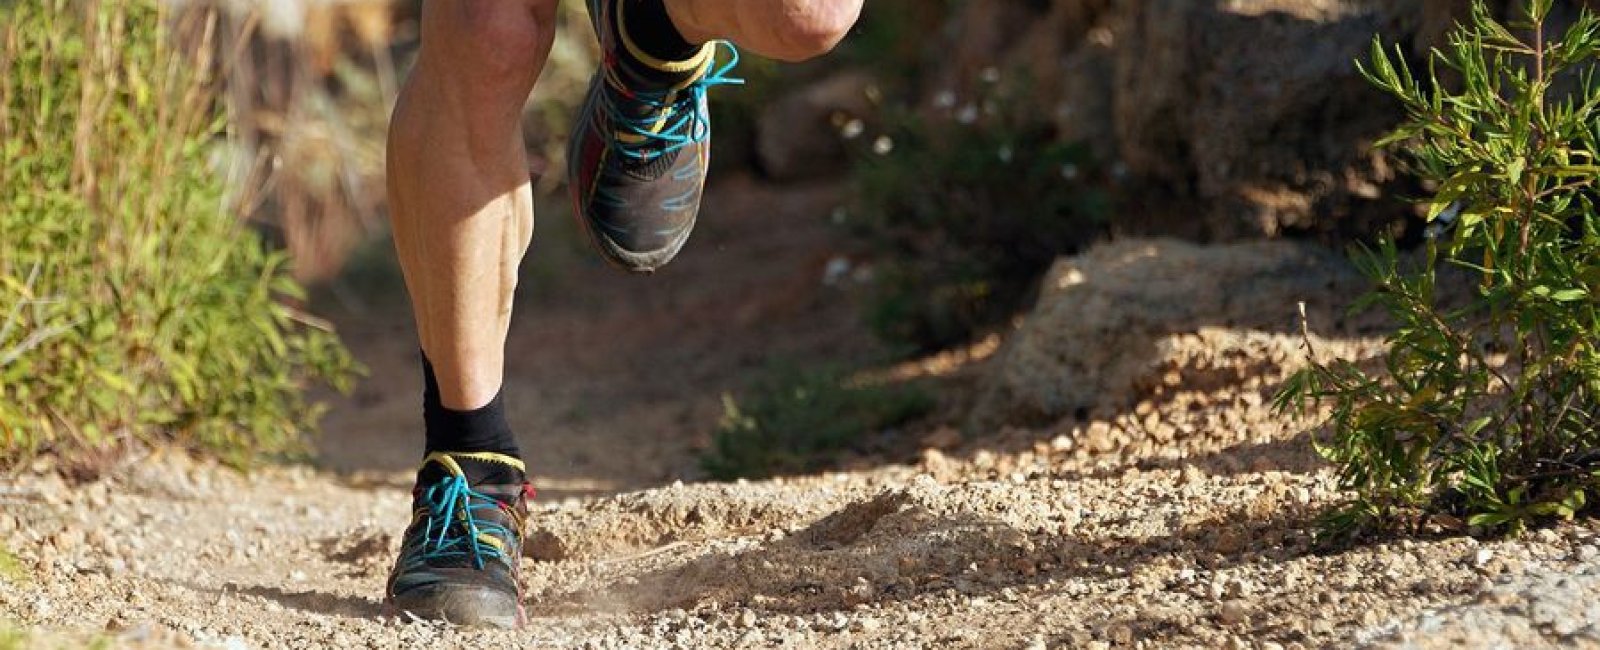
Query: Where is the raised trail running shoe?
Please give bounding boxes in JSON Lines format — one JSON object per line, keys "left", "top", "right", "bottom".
{"left": 385, "top": 451, "right": 532, "bottom": 628}
{"left": 567, "top": 0, "right": 742, "bottom": 273}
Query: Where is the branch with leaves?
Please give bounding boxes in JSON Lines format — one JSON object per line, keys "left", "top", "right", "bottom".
{"left": 1278, "top": 0, "right": 1600, "bottom": 541}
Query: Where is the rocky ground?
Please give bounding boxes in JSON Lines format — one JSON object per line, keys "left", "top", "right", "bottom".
{"left": 3, "top": 179, "right": 1599, "bottom": 648}
{"left": 4, "top": 347, "right": 1599, "bottom": 649}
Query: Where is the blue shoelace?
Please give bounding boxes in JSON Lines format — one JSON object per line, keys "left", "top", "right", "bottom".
{"left": 412, "top": 474, "right": 516, "bottom": 570}
{"left": 601, "top": 41, "right": 744, "bottom": 162}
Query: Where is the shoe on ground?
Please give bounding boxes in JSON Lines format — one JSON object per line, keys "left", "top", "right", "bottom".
{"left": 385, "top": 451, "right": 531, "bottom": 628}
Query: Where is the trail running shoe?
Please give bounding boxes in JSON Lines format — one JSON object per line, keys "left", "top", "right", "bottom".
{"left": 567, "top": 0, "right": 742, "bottom": 273}
{"left": 385, "top": 452, "right": 531, "bottom": 628}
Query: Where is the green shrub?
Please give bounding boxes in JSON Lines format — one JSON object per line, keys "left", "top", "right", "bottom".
{"left": 0, "top": 0, "right": 359, "bottom": 467}
{"left": 847, "top": 85, "right": 1108, "bottom": 352}
{"left": 0, "top": 627, "right": 108, "bottom": 650}
{"left": 1278, "top": 0, "right": 1600, "bottom": 539}
{"left": 701, "top": 366, "right": 933, "bottom": 480}
{"left": 0, "top": 546, "right": 21, "bottom": 584}
{"left": 0, "top": 627, "right": 25, "bottom": 650}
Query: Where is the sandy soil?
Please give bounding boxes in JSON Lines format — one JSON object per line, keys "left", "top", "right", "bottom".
{"left": 3, "top": 178, "right": 1598, "bottom": 649}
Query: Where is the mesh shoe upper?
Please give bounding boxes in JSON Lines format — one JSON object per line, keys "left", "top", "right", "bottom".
{"left": 567, "top": 0, "right": 741, "bottom": 272}
{"left": 386, "top": 452, "right": 530, "bottom": 628}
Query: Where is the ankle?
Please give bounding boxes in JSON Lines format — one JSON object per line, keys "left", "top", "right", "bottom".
{"left": 421, "top": 354, "right": 522, "bottom": 463}
{"left": 621, "top": 0, "right": 701, "bottom": 61}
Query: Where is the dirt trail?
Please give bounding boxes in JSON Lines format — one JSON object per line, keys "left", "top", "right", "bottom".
{"left": 312, "top": 175, "right": 879, "bottom": 498}
{"left": 3, "top": 178, "right": 1599, "bottom": 648}
{"left": 4, "top": 424, "right": 1597, "bottom": 648}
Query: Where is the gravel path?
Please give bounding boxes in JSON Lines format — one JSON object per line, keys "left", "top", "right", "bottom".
{"left": 3, "top": 327, "right": 1597, "bottom": 649}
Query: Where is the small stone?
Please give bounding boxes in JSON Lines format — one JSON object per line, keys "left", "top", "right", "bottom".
{"left": 1575, "top": 545, "right": 1599, "bottom": 563}
{"left": 86, "top": 482, "right": 110, "bottom": 509}
{"left": 1293, "top": 488, "right": 1312, "bottom": 505}
{"left": 1474, "top": 549, "right": 1495, "bottom": 568}
{"left": 737, "top": 609, "right": 757, "bottom": 629}
{"left": 1086, "top": 421, "right": 1118, "bottom": 451}
{"left": 50, "top": 527, "right": 83, "bottom": 553}
{"left": 1218, "top": 600, "right": 1248, "bottom": 626}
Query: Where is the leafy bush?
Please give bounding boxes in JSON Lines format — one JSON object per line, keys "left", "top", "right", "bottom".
{"left": 0, "top": 546, "right": 21, "bottom": 584}
{"left": 701, "top": 367, "right": 933, "bottom": 480}
{"left": 1278, "top": 0, "right": 1600, "bottom": 539}
{"left": 0, "top": 0, "right": 359, "bottom": 467}
{"left": 848, "top": 85, "right": 1109, "bottom": 352}
{"left": 0, "top": 626, "right": 108, "bottom": 650}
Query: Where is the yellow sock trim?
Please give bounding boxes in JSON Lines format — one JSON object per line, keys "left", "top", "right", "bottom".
{"left": 616, "top": 0, "right": 714, "bottom": 75}
{"left": 423, "top": 451, "right": 526, "bottom": 476}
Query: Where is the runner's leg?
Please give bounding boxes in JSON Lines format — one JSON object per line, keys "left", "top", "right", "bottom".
{"left": 388, "top": 0, "right": 555, "bottom": 415}
{"left": 381, "top": 0, "right": 555, "bottom": 628}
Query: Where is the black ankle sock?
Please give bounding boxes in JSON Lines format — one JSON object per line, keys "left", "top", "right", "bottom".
{"left": 421, "top": 354, "right": 524, "bottom": 485}
{"left": 617, "top": 0, "right": 702, "bottom": 81}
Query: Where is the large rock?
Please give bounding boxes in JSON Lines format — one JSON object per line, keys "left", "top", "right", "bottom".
{"left": 970, "top": 238, "right": 1360, "bottom": 427}
{"left": 1111, "top": 0, "right": 1425, "bottom": 239}
{"left": 918, "top": 0, "right": 1564, "bottom": 242}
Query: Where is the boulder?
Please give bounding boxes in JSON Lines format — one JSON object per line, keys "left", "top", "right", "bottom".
{"left": 970, "top": 238, "right": 1360, "bottom": 427}
{"left": 917, "top": 0, "right": 1572, "bottom": 241}
{"left": 1110, "top": 0, "right": 1424, "bottom": 239}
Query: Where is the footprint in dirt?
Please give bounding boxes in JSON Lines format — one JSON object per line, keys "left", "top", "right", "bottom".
{"left": 316, "top": 526, "right": 396, "bottom": 577}
{"left": 542, "top": 486, "right": 1040, "bottom": 616}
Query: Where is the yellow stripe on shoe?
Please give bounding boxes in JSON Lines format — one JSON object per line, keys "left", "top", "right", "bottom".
{"left": 476, "top": 533, "right": 507, "bottom": 553}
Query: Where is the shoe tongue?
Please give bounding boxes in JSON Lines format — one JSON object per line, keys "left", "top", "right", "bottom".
{"left": 417, "top": 453, "right": 525, "bottom": 489}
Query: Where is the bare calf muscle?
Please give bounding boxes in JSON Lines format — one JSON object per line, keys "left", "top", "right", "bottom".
{"left": 387, "top": 0, "right": 553, "bottom": 411}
